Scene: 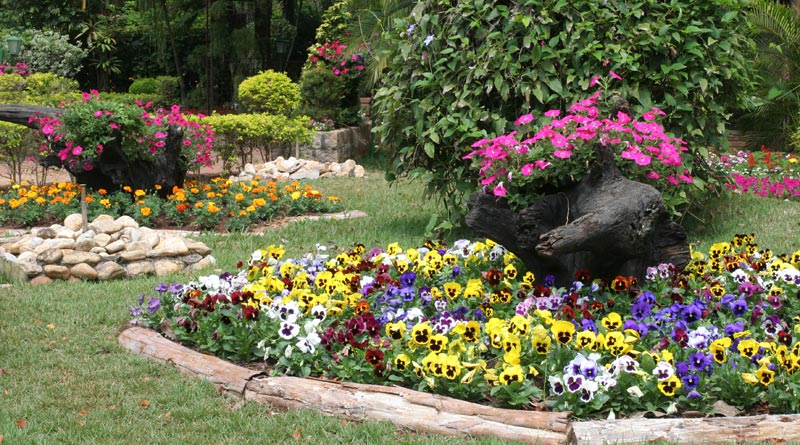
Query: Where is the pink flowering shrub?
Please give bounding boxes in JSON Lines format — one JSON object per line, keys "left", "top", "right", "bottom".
{"left": 307, "top": 41, "right": 366, "bottom": 80}
{"left": 463, "top": 79, "right": 701, "bottom": 215}
{"left": 30, "top": 90, "right": 214, "bottom": 172}
{"left": 710, "top": 148, "right": 800, "bottom": 200}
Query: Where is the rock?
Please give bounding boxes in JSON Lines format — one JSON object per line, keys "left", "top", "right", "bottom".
{"left": 244, "top": 163, "right": 256, "bottom": 174}
{"left": 62, "top": 251, "right": 102, "bottom": 266}
{"left": 31, "top": 227, "right": 57, "bottom": 239}
{"left": 154, "top": 259, "right": 183, "bottom": 276}
{"left": 94, "top": 233, "right": 111, "bottom": 247}
{"left": 70, "top": 263, "right": 98, "bottom": 280}
{"left": 119, "top": 250, "right": 147, "bottom": 262}
{"left": 179, "top": 253, "right": 204, "bottom": 265}
{"left": 29, "top": 275, "right": 52, "bottom": 286}
{"left": 116, "top": 215, "right": 139, "bottom": 229}
{"left": 89, "top": 219, "right": 122, "bottom": 234}
{"left": 40, "top": 238, "right": 76, "bottom": 251}
{"left": 185, "top": 240, "right": 212, "bottom": 256}
{"left": 63, "top": 213, "right": 85, "bottom": 231}
{"left": 55, "top": 226, "right": 76, "bottom": 239}
{"left": 189, "top": 255, "right": 216, "bottom": 271}
{"left": 140, "top": 228, "right": 161, "bottom": 248}
{"left": 148, "top": 237, "right": 188, "bottom": 258}
{"left": 96, "top": 261, "right": 126, "bottom": 280}
{"left": 354, "top": 165, "right": 365, "bottom": 178}
{"left": 105, "top": 239, "right": 126, "bottom": 254}
{"left": 126, "top": 260, "right": 155, "bottom": 277}
{"left": 44, "top": 264, "right": 71, "bottom": 280}
{"left": 18, "top": 260, "right": 43, "bottom": 277}
{"left": 17, "top": 251, "right": 38, "bottom": 264}
{"left": 37, "top": 248, "right": 63, "bottom": 264}
{"left": 75, "top": 237, "right": 98, "bottom": 252}
{"left": 126, "top": 241, "right": 152, "bottom": 253}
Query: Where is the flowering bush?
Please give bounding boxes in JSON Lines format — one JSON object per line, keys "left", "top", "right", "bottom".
{"left": 0, "top": 177, "right": 343, "bottom": 232}
{"left": 307, "top": 41, "right": 366, "bottom": 81}
{"left": 0, "top": 62, "right": 30, "bottom": 76}
{"left": 134, "top": 233, "right": 800, "bottom": 418}
{"left": 708, "top": 147, "right": 800, "bottom": 200}
{"left": 30, "top": 91, "right": 214, "bottom": 172}
{"left": 463, "top": 78, "right": 704, "bottom": 215}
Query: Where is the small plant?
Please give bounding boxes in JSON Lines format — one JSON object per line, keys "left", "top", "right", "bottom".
{"left": 237, "top": 70, "right": 301, "bottom": 116}
{"left": 310, "top": 117, "right": 335, "bottom": 132}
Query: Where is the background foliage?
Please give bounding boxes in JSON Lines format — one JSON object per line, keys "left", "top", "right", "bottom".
{"left": 373, "top": 0, "right": 755, "bottom": 220}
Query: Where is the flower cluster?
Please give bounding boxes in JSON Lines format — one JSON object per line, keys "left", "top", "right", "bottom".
{"left": 310, "top": 117, "right": 335, "bottom": 132}
{"left": 462, "top": 76, "right": 696, "bottom": 213}
{"left": 30, "top": 91, "right": 214, "bottom": 172}
{"left": 135, "top": 234, "right": 800, "bottom": 418}
{"left": 0, "top": 177, "right": 343, "bottom": 231}
{"left": 307, "top": 41, "right": 366, "bottom": 80}
{"left": 0, "top": 62, "right": 29, "bottom": 76}
{"left": 709, "top": 148, "right": 800, "bottom": 200}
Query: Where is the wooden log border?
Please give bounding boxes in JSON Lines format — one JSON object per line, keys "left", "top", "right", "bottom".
{"left": 119, "top": 327, "right": 800, "bottom": 444}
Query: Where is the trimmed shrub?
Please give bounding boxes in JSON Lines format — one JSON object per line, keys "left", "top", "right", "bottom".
{"left": 299, "top": 67, "right": 347, "bottom": 126}
{"left": 237, "top": 70, "right": 301, "bottom": 116}
{"left": 373, "top": 0, "right": 755, "bottom": 218}
{"left": 18, "top": 30, "right": 86, "bottom": 77}
{"left": 129, "top": 77, "right": 159, "bottom": 95}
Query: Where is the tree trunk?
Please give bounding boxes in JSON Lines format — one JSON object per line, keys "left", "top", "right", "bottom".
{"left": 160, "top": 0, "right": 188, "bottom": 105}
{"left": 466, "top": 144, "right": 689, "bottom": 286}
{"left": 254, "top": 0, "right": 273, "bottom": 70}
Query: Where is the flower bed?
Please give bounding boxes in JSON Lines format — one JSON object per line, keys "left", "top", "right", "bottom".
{"left": 133, "top": 236, "right": 800, "bottom": 419}
{"left": 709, "top": 147, "right": 800, "bottom": 200}
{"left": 0, "top": 177, "right": 343, "bottom": 232}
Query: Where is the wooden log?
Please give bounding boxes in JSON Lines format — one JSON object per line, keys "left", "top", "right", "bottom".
{"left": 0, "top": 104, "right": 59, "bottom": 128}
{"left": 571, "top": 414, "right": 800, "bottom": 444}
{"left": 118, "top": 327, "right": 576, "bottom": 445}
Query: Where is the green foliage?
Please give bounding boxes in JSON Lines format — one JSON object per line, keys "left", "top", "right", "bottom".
{"left": 237, "top": 70, "right": 301, "bottom": 116}
{"left": 155, "top": 75, "right": 180, "bottom": 103}
{"left": 18, "top": 29, "right": 87, "bottom": 77}
{"left": 24, "top": 72, "right": 80, "bottom": 97}
{"left": 128, "top": 77, "right": 159, "bottom": 94}
{"left": 0, "top": 121, "right": 36, "bottom": 183}
{"left": 202, "top": 113, "right": 312, "bottom": 172}
{"left": 738, "top": 0, "right": 800, "bottom": 150}
{"left": 312, "top": 0, "right": 354, "bottom": 47}
{"left": 298, "top": 66, "right": 348, "bottom": 125}
{"left": 373, "top": 0, "right": 755, "bottom": 219}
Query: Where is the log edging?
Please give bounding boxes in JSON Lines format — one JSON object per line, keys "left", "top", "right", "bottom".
{"left": 118, "top": 327, "right": 800, "bottom": 445}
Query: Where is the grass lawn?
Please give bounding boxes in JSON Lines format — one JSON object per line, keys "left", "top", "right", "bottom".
{"left": 1, "top": 168, "right": 799, "bottom": 444}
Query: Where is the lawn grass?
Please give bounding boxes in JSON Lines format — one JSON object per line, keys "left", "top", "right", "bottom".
{"left": 1, "top": 169, "right": 799, "bottom": 444}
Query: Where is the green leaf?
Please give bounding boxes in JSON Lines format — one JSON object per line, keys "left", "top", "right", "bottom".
{"left": 423, "top": 142, "right": 435, "bottom": 158}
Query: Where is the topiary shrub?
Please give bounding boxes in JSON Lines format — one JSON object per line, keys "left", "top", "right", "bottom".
{"left": 25, "top": 72, "right": 79, "bottom": 97}
{"left": 373, "top": 0, "right": 755, "bottom": 220}
{"left": 129, "top": 77, "right": 159, "bottom": 95}
{"left": 298, "top": 67, "right": 347, "bottom": 126}
{"left": 237, "top": 70, "right": 301, "bottom": 116}
{"left": 155, "top": 76, "right": 180, "bottom": 104}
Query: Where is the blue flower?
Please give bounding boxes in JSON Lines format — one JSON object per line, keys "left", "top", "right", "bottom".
{"left": 423, "top": 34, "right": 435, "bottom": 46}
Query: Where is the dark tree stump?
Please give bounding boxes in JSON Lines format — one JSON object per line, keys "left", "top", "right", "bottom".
{"left": 0, "top": 104, "right": 187, "bottom": 197}
{"left": 466, "top": 144, "right": 689, "bottom": 285}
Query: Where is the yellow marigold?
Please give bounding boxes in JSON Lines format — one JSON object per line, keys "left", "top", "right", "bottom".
{"left": 123, "top": 186, "right": 132, "bottom": 193}
{"left": 134, "top": 189, "right": 146, "bottom": 198}
{"left": 140, "top": 207, "right": 152, "bottom": 217}
{"left": 235, "top": 193, "right": 245, "bottom": 201}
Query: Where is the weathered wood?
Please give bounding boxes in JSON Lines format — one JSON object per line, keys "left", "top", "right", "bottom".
{"left": 571, "top": 414, "right": 800, "bottom": 444}
{"left": 0, "top": 104, "right": 59, "bottom": 128}
{"left": 466, "top": 144, "right": 689, "bottom": 285}
{"left": 119, "top": 327, "right": 576, "bottom": 445}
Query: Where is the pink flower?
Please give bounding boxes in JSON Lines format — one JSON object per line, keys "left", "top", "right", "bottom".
{"left": 71, "top": 145, "right": 83, "bottom": 156}
{"left": 544, "top": 109, "right": 561, "bottom": 118}
{"left": 609, "top": 70, "right": 622, "bottom": 80}
{"left": 183, "top": 139, "right": 192, "bottom": 146}
{"left": 589, "top": 75, "right": 601, "bottom": 87}
{"left": 171, "top": 104, "right": 181, "bottom": 113}
{"left": 553, "top": 149, "right": 572, "bottom": 159}
{"left": 493, "top": 182, "right": 507, "bottom": 197}
{"left": 521, "top": 164, "right": 534, "bottom": 176}
{"left": 535, "top": 160, "right": 551, "bottom": 169}
{"left": 514, "top": 113, "right": 534, "bottom": 126}
{"left": 480, "top": 174, "right": 498, "bottom": 186}
{"left": 551, "top": 133, "right": 568, "bottom": 147}
{"left": 93, "top": 110, "right": 103, "bottom": 117}
{"left": 646, "top": 171, "right": 661, "bottom": 180}
{"left": 155, "top": 131, "right": 167, "bottom": 139}
{"left": 109, "top": 122, "right": 119, "bottom": 130}
{"left": 41, "top": 123, "right": 54, "bottom": 135}
{"left": 667, "top": 175, "right": 679, "bottom": 186}
{"left": 83, "top": 162, "right": 93, "bottom": 171}
{"left": 642, "top": 111, "right": 656, "bottom": 121}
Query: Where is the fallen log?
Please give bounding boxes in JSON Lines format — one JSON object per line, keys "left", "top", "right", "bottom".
{"left": 571, "top": 414, "right": 800, "bottom": 444}
{"left": 118, "top": 327, "right": 576, "bottom": 445}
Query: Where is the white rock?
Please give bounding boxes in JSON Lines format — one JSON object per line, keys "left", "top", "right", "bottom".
{"left": 105, "top": 240, "right": 126, "bottom": 254}
{"left": 94, "top": 233, "right": 111, "bottom": 247}
{"left": 154, "top": 259, "right": 183, "bottom": 276}
{"left": 63, "top": 214, "right": 85, "bottom": 231}
{"left": 70, "top": 263, "right": 98, "bottom": 280}
{"left": 89, "top": 219, "right": 122, "bottom": 234}
{"left": 244, "top": 163, "right": 256, "bottom": 174}
{"left": 115, "top": 215, "right": 139, "bottom": 229}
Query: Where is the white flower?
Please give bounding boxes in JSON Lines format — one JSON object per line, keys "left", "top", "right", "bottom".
{"left": 424, "top": 34, "right": 435, "bottom": 46}
{"left": 653, "top": 361, "right": 674, "bottom": 380}
{"left": 284, "top": 344, "right": 293, "bottom": 358}
{"left": 279, "top": 321, "right": 300, "bottom": 339}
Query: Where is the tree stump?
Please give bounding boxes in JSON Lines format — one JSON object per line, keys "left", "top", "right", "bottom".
{"left": 465, "top": 144, "right": 689, "bottom": 285}
{"left": 0, "top": 104, "right": 188, "bottom": 197}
